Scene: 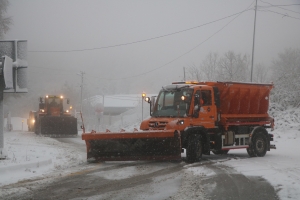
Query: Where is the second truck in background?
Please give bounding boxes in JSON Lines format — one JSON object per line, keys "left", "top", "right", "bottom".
{"left": 27, "top": 95, "right": 77, "bottom": 137}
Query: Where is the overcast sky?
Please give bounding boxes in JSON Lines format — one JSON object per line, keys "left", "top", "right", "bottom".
{"left": 4, "top": 0, "right": 300, "bottom": 95}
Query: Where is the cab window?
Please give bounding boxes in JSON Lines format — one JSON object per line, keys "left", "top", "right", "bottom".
{"left": 201, "top": 90, "right": 212, "bottom": 106}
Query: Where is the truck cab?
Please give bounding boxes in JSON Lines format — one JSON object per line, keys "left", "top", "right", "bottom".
{"left": 140, "top": 82, "right": 219, "bottom": 131}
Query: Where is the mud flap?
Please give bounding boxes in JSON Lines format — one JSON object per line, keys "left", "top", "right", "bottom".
{"left": 82, "top": 130, "right": 182, "bottom": 161}
{"left": 39, "top": 116, "right": 77, "bottom": 137}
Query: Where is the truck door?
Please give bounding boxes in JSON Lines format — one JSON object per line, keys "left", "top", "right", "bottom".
{"left": 194, "top": 89, "right": 216, "bottom": 128}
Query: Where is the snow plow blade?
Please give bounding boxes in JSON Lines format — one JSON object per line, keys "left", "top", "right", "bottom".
{"left": 38, "top": 116, "right": 78, "bottom": 137}
{"left": 82, "top": 129, "right": 181, "bottom": 161}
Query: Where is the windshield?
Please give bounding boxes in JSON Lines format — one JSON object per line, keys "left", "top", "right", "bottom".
{"left": 152, "top": 87, "right": 193, "bottom": 117}
{"left": 48, "top": 97, "right": 60, "bottom": 107}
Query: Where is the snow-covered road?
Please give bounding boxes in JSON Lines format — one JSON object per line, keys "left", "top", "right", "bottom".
{"left": 1, "top": 112, "right": 300, "bottom": 199}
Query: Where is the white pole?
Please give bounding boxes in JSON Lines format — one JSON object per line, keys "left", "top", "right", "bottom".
{"left": 251, "top": 0, "right": 258, "bottom": 82}
{"left": 80, "top": 71, "right": 84, "bottom": 112}
{"left": 142, "top": 98, "right": 144, "bottom": 121}
{"left": 0, "top": 76, "right": 7, "bottom": 159}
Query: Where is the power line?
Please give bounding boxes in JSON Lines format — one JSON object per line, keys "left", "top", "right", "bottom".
{"left": 56, "top": 2, "right": 254, "bottom": 81}
{"left": 107, "top": 1, "right": 255, "bottom": 81}
{"left": 28, "top": 3, "right": 255, "bottom": 82}
{"left": 258, "top": 9, "right": 300, "bottom": 20}
{"left": 258, "top": 3, "right": 300, "bottom": 7}
{"left": 260, "top": 0, "right": 300, "bottom": 15}
{"left": 105, "top": 96, "right": 140, "bottom": 101}
{"left": 28, "top": 8, "right": 253, "bottom": 53}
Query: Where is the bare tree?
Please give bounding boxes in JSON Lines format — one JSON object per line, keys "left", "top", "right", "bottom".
{"left": 217, "top": 51, "right": 249, "bottom": 81}
{"left": 0, "top": 0, "right": 12, "bottom": 39}
{"left": 201, "top": 52, "right": 219, "bottom": 81}
{"left": 186, "top": 63, "right": 202, "bottom": 81}
{"left": 253, "top": 63, "right": 268, "bottom": 83}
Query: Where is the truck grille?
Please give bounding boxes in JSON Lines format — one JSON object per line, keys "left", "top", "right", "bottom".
{"left": 148, "top": 121, "right": 168, "bottom": 130}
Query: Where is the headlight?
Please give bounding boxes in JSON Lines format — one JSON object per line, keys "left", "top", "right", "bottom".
{"left": 177, "top": 120, "right": 184, "bottom": 125}
{"left": 145, "top": 97, "right": 151, "bottom": 103}
{"left": 66, "top": 110, "right": 69, "bottom": 113}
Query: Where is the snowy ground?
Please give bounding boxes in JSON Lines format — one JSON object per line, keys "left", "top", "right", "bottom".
{"left": 1, "top": 106, "right": 300, "bottom": 199}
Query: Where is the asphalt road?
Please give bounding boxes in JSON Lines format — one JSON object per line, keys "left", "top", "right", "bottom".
{"left": 2, "top": 137, "right": 279, "bottom": 200}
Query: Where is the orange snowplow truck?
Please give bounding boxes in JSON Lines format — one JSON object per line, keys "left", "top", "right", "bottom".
{"left": 82, "top": 81, "right": 276, "bottom": 163}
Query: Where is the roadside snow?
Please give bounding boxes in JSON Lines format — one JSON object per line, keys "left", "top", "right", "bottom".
{"left": 222, "top": 106, "right": 300, "bottom": 200}
{"left": 0, "top": 118, "right": 87, "bottom": 187}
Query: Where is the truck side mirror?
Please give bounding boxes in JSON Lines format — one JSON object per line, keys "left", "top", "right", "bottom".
{"left": 39, "top": 97, "right": 43, "bottom": 103}
{"left": 67, "top": 99, "right": 70, "bottom": 104}
{"left": 150, "top": 96, "right": 156, "bottom": 116}
{"left": 193, "top": 93, "right": 201, "bottom": 118}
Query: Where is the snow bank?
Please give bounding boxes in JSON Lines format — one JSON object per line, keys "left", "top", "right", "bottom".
{"left": 0, "top": 131, "right": 86, "bottom": 187}
{"left": 223, "top": 105, "right": 300, "bottom": 200}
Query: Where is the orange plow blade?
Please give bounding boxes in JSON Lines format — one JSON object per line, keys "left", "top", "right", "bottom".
{"left": 82, "top": 129, "right": 182, "bottom": 161}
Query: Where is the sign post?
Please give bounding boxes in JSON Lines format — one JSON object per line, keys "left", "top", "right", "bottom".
{"left": 0, "top": 40, "right": 28, "bottom": 159}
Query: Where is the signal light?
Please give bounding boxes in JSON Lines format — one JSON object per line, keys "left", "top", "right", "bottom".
{"left": 142, "top": 92, "right": 146, "bottom": 98}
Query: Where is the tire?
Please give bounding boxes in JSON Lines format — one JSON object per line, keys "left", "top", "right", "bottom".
{"left": 186, "top": 134, "right": 202, "bottom": 163}
{"left": 212, "top": 150, "right": 229, "bottom": 155}
{"left": 34, "top": 122, "right": 38, "bottom": 134}
{"left": 252, "top": 132, "right": 268, "bottom": 157}
{"left": 35, "top": 120, "right": 41, "bottom": 134}
{"left": 246, "top": 147, "right": 256, "bottom": 157}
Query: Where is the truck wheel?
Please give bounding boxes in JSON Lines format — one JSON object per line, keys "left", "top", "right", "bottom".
{"left": 35, "top": 120, "right": 41, "bottom": 134}
{"left": 34, "top": 123, "right": 38, "bottom": 134}
{"left": 252, "top": 132, "right": 267, "bottom": 157}
{"left": 186, "top": 135, "right": 202, "bottom": 163}
{"left": 212, "top": 150, "right": 229, "bottom": 155}
{"left": 246, "top": 148, "right": 256, "bottom": 157}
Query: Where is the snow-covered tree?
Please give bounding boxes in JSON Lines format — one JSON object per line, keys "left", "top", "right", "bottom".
{"left": 186, "top": 51, "right": 250, "bottom": 82}
{"left": 271, "top": 48, "right": 300, "bottom": 108}
{"left": 0, "top": 0, "right": 12, "bottom": 39}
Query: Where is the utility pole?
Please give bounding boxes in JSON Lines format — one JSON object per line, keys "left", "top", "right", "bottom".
{"left": 78, "top": 71, "right": 85, "bottom": 112}
{"left": 251, "top": 0, "right": 258, "bottom": 82}
{"left": 0, "top": 75, "right": 6, "bottom": 159}
{"left": 183, "top": 67, "right": 186, "bottom": 81}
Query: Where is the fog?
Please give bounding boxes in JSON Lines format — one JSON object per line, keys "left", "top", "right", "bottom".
{"left": 3, "top": 0, "right": 300, "bottom": 116}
